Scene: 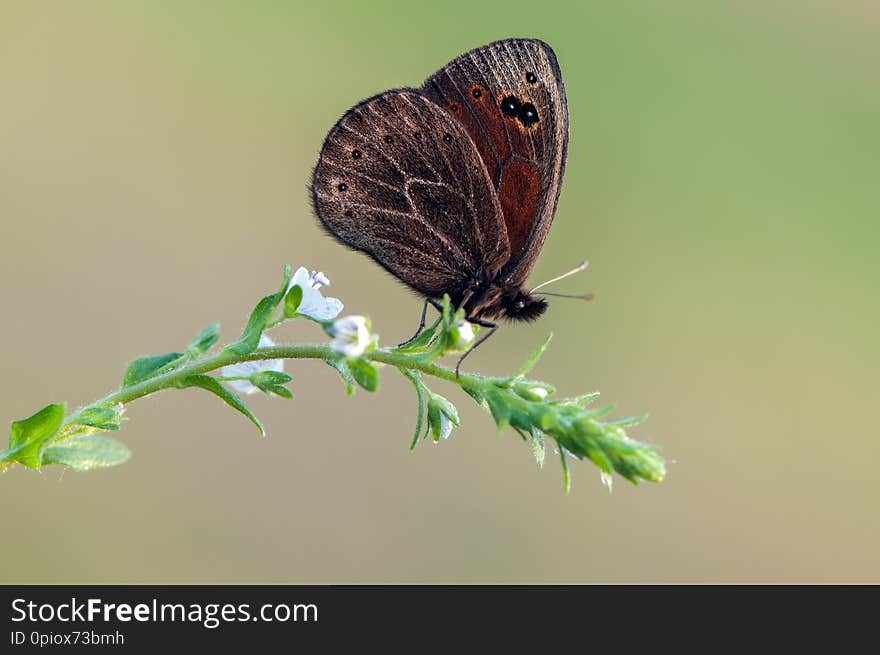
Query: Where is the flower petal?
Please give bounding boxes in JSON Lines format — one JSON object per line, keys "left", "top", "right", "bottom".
{"left": 303, "top": 295, "right": 343, "bottom": 321}
{"left": 221, "top": 334, "right": 283, "bottom": 395}
{"left": 438, "top": 413, "right": 454, "bottom": 440}
{"left": 449, "top": 319, "right": 476, "bottom": 350}
{"left": 286, "top": 266, "right": 344, "bottom": 320}
{"left": 289, "top": 267, "right": 310, "bottom": 290}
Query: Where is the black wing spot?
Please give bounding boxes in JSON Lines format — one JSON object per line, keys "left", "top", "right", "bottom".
{"left": 384, "top": 135, "right": 393, "bottom": 144}
{"left": 450, "top": 103, "right": 459, "bottom": 112}
{"left": 352, "top": 149, "right": 362, "bottom": 159}
{"left": 501, "top": 96, "right": 520, "bottom": 118}
{"left": 518, "top": 102, "right": 539, "bottom": 127}
{"left": 471, "top": 87, "right": 482, "bottom": 99}
{"left": 442, "top": 133, "right": 452, "bottom": 143}
{"left": 525, "top": 72, "right": 537, "bottom": 84}
{"left": 343, "top": 210, "right": 353, "bottom": 217}
{"left": 338, "top": 183, "right": 348, "bottom": 192}
{"left": 413, "top": 131, "right": 422, "bottom": 140}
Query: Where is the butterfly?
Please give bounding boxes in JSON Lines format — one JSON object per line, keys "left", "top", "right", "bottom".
{"left": 311, "top": 38, "right": 572, "bottom": 351}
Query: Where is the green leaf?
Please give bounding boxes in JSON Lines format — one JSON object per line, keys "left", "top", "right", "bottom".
{"left": 225, "top": 294, "right": 278, "bottom": 356}
{"left": 265, "top": 385, "right": 293, "bottom": 399}
{"left": 123, "top": 352, "right": 184, "bottom": 387}
{"left": 596, "top": 435, "right": 665, "bottom": 483}
{"left": 188, "top": 323, "right": 221, "bottom": 356}
{"left": 551, "top": 392, "right": 601, "bottom": 407}
{"left": 2, "top": 403, "right": 66, "bottom": 469}
{"left": 225, "top": 266, "right": 293, "bottom": 356}
{"left": 559, "top": 445, "right": 572, "bottom": 495}
{"left": 461, "top": 384, "right": 485, "bottom": 405}
{"left": 510, "top": 333, "right": 554, "bottom": 382}
{"left": 582, "top": 441, "right": 613, "bottom": 475}
{"left": 508, "top": 402, "right": 538, "bottom": 433}
{"left": 178, "top": 375, "right": 265, "bottom": 437}
{"left": 283, "top": 284, "right": 303, "bottom": 317}
{"left": 395, "top": 317, "right": 441, "bottom": 353}
{"left": 426, "top": 398, "right": 443, "bottom": 441}
{"left": 74, "top": 406, "right": 120, "bottom": 431}
{"left": 250, "top": 370, "right": 293, "bottom": 389}
{"left": 440, "top": 294, "right": 453, "bottom": 327}
{"left": 399, "top": 369, "right": 427, "bottom": 450}
{"left": 485, "top": 390, "right": 511, "bottom": 431}
{"left": 605, "top": 414, "right": 649, "bottom": 428}
{"left": 248, "top": 369, "right": 294, "bottom": 398}
{"left": 349, "top": 358, "right": 379, "bottom": 392}
{"left": 277, "top": 264, "right": 293, "bottom": 295}
{"left": 42, "top": 434, "right": 131, "bottom": 471}
{"left": 432, "top": 394, "right": 460, "bottom": 426}
{"left": 325, "top": 357, "right": 356, "bottom": 395}
{"left": 427, "top": 393, "right": 460, "bottom": 441}
{"left": 584, "top": 404, "right": 615, "bottom": 420}
{"left": 428, "top": 391, "right": 461, "bottom": 441}
{"left": 539, "top": 410, "right": 558, "bottom": 432}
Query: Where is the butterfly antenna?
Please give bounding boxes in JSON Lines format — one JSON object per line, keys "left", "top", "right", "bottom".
{"left": 530, "top": 260, "right": 590, "bottom": 294}
{"left": 534, "top": 291, "right": 595, "bottom": 301}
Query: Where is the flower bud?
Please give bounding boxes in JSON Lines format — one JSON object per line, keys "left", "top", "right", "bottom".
{"left": 328, "top": 315, "right": 371, "bottom": 358}
{"left": 447, "top": 319, "right": 475, "bottom": 351}
{"left": 427, "top": 394, "right": 460, "bottom": 442}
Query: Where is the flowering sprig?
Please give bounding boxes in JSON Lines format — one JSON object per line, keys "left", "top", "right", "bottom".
{"left": 0, "top": 265, "right": 666, "bottom": 492}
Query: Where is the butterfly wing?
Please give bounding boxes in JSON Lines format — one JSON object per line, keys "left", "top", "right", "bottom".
{"left": 422, "top": 38, "right": 569, "bottom": 287}
{"left": 312, "top": 90, "right": 510, "bottom": 299}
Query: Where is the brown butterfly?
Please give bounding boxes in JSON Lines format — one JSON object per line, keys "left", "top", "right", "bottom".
{"left": 311, "top": 38, "right": 572, "bottom": 351}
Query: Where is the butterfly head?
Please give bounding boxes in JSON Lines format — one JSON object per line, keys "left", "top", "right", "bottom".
{"left": 460, "top": 280, "right": 547, "bottom": 323}
{"left": 502, "top": 289, "right": 548, "bottom": 323}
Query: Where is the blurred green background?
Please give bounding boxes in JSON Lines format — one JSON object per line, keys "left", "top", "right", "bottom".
{"left": 2, "top": 1, "right": 878, "bottom": 583}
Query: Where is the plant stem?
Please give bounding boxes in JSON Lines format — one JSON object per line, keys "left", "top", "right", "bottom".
{"left": 64, "top": 343, "right": 477, "bottom": 426}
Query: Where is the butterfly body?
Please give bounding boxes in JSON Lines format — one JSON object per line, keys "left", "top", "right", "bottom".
{"left": 311, "top": 39, "right": 568, "bottom": 326}
{"left": 445, "top": 275, "right": 547, "bottom": 323}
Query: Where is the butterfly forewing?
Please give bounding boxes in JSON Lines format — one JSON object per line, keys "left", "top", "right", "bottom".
{"left": 421, "top": 38, "right": 569, "bottom": 286}
{"left": 312, "top": 90, "right": 509, "bottom": 299}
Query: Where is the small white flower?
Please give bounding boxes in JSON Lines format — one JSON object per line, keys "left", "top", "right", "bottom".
{"left": 287, "top": 266, "right": 343, "bottom": 321}
{"left": 222, "top": 334, "right": 284, "bottom": 394}
{"left": 328, "top": 315, "right": 371, "bottom": 358}
{"left": 449, "top": 319, "right": 476, "bottom": 350}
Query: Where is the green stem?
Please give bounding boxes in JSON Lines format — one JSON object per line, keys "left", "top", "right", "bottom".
{"left": 44, "top": 335, "right": 664, "bottom": 487}
{"left": 62, "top": 343, "right": 479, "bottom": 428}
{"left": 3, "top": 269, "right": 665, "bottom": 488}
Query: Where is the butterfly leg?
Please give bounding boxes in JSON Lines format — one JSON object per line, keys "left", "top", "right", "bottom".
{"left": 454, "top": 319, "right": 498, "bottom": 378}
{"left": 397, "top": 299, "right": 443, "bottom": 347}
{"left": 397, "top": 300, "right": 429, "bottom": 347}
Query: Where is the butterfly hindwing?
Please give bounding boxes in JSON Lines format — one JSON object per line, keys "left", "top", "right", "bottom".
{"left": 422, "top": 38, "right": 569, "bottom": 286}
